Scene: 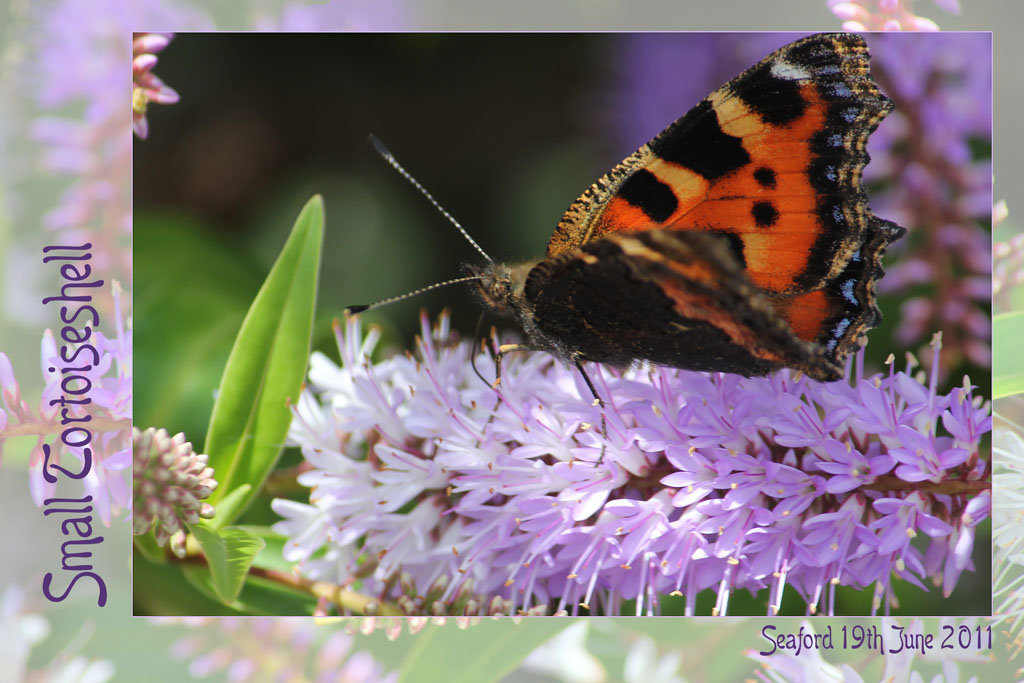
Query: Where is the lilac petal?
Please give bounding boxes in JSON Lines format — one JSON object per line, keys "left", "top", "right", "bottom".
{"left": 103, "top": 448, "right": 131, "bottom": 470}
{"left": 133, "top": 33, "right": 171, "bottom": 54}
{"left": 722, "top": 481, "right": 762, "bottom": 510}
{"left": 908, "top": 16, "right": 941, "bottom": 30}
{"left": 133, "top": 114, "right": 149, "bottom": 139}
{"left": 894, "top": 464, "right": 935, "bottom": 482}
{"left": 133, "top": 54, "right": 158, "bottom": 73}
{"left": 962, "top": 490, "right": 990, "bottom": 526}
{"left": 867, "top": 454, "right": 896, "bottom": 476}
{"left": 148, "top": 85, "right": 180, "bottom": 104}
{"left": 871, "top": 497, "right": 908, "bottom": 516}
{"left": 669, "top": 482, "right": 714, "bottom": 508}
{"left": 830, "top": 3, "right": 870, "bottom": 22}
{"left": 0, "top": 353, "right": 18, "bottom": 408}
{"left": 559, "top": 482, "right": 611, "bottom": 522}
{"left": 917, "top": 513, "right": 953, "bottom": 538}
{"left": 825, "top": 476, "right": 862, "bottom": 494}
{"left": 952, "top": 526, "right": 973, "bottom": 570}
{"left": 937, "top": 447, "right": 969, "bottom": 469}
{"left": 604, "top": 499, "right": 642, "bottom": 517}
{"left": 876, "top": 522, "right": 911, "bottom": 554}
{"left": 773, "top": 490, "right": 817, "bottom": 521}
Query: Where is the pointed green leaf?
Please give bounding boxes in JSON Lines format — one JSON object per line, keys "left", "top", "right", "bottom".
{"left": 191, "top": 524, "right": 266, "bottom": 605}
{"left": 235, "top": 525, "right": 295, "bottom": 573}
{"left": 204, "top": 196, "right": 324, "bottom": 524}
{"left": 995, "top": 311, "right": 1024, "bottom": 398}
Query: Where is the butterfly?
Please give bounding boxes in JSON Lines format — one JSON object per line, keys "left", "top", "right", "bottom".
{"left": 352, "top": 33, "right": 904, "bottom": 387}
{"left": 466, "top": 32, "right": 904, "bottom": 384}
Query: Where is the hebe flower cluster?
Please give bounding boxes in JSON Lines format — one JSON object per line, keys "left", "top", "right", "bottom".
{"left": 133, "top": 427, "right": 217, "bottom": 557}
{"left": 274, "top": 314, "right": 989, "bottom": 616}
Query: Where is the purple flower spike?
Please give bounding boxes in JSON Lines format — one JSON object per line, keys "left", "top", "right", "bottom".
{"left": 274, "top": 313, "right": 990, "bottom": 616}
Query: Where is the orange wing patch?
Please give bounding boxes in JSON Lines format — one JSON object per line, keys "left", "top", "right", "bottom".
{"left": 769, "top": 290, "right": 830, "bottom": 343}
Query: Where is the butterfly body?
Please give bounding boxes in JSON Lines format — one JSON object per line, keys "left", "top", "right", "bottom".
{"left": 470, "top": 33, "right": 904, "bottom": 383}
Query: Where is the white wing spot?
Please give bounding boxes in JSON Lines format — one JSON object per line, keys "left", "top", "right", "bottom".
{"left": 770, "top": 60, "right": 810, "bottom": 81}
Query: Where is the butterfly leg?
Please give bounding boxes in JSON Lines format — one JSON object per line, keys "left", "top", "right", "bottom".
{"left": 493, "top": 343, "right": 533, "bottom": 389}
{"left": 572, "top": 357, "right": 608, "bottom": 455}
{"left": 474, "top": 341, "right": 536, "bottom": 448}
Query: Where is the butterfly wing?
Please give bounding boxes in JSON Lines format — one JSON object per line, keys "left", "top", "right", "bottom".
{"left": 524, "top": 230, "right": 844, "bottom": 380}
{"left": 543, "top": 33, "right": 903, "bottom": 368}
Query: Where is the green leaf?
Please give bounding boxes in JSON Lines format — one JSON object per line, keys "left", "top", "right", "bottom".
{"left": 204, "top": 196, "right": 324, "bottom": 524}
{"left": 994, "top": 311, "right": 1024, "bottom": 398}
{"left": 191, "top": 524, "right": 266, "bottom": 605}
{"left": 236, "top": 525, "right": 295, "bottom": 573}
{"left": 399, "top": 620, "right": 569, "bottom": 683}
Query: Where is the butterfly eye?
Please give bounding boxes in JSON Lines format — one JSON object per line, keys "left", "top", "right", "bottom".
{"left": 491, "top": 278, "right": 509, "bottom": 300}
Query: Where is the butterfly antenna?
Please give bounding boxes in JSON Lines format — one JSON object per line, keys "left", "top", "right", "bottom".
{"left": 369, "top": 134, "right": 494, "bottom": 263}
{"left": 345, "top": 275, "right": 482, "bottom": 315}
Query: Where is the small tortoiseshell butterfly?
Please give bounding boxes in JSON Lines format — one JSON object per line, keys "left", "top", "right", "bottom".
{"left": 355, "top": 33, "right": 905, "bottom": 384}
